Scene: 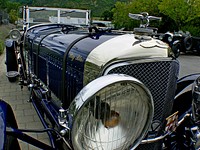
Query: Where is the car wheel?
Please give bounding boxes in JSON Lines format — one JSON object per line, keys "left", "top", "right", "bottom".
{"left": 172, "top": 42, "right": 181, "bottom": 58}
{"left": 196, "top": 43, "right": 200, "bottom": 56}
{"left": 183, "top": 36, "right": 193, "bottom": 51}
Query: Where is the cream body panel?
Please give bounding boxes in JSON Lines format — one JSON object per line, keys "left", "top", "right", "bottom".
{"left": 86, "top": 34, "right": 169, "bottom": 67}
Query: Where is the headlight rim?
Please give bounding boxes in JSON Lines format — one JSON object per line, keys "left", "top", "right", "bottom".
{"left": 69, "top": 74, "right": 154, "bottom": 150}
{"left": 9, "top": 29, "right": 22, "bottom": 42}
{"left": 168, "top": 35, "right": 173, "bottom": 42}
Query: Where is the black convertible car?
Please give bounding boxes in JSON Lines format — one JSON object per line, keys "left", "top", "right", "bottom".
{"left": 158, "top": 31, "right": 200, "bottom": 55}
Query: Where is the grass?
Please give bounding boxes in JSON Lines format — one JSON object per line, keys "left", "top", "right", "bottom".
{"left": 0, "top": 24, "right": 15, "bottom": 55}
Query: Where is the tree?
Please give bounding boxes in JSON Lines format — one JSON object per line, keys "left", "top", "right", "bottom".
{"left": 112, "top": 2, "right": 134, "bottom": 29}
{"left": 112, "top": 0, "right": 161, "bottom": 30}
{"left": 7, "top": 2, "right": 21, "bottom": 23}
{"left": 101, "top": 10, "right": 113, "bottom": 21}
{"left": 159, "top": 0, "right": 200, "bottom": 30}
{"left": 0, "top": 0, "right": 8, "bottom": 10}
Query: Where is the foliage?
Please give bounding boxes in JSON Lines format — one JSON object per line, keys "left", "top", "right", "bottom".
{"left": 0, "top": 0, "right": 8, "bottom": 9}
{"left": 7, "top": 2, "right": 21, "bottom": 23}
{"left": 9, "top": 9, "right": 18, "bottom": 23}
{"left": 181, "top": 25, "right": 200, "bottom": 37}
{"left": 158, "top": 0, "right": 200, "bottom": 35}
{"left": 0, "top": 24, "right": 14, "bottom": 55}
{"left": 6, "top": 1, "right": 20, "bottom": 12}
{"left": 112, "top": 2, "right": 134, "bottom": 29}
{"left": 11, "top": 0, "right": 118, "bottom": 17}
{"left": 158, "top": 0, "right": 200, "bottom": 29}
{"left": 181, "top": 16, "right": 200, "bottom": 36}
{"left": 112, "top": 0, "right": 161, "bottom": 30}
{"left": 0, "top": 0, "right": 21, "bottom": 23}
{"left": 0, "top": 40, "right": 4, "bottom": 54}
{"left": 112, "top": 0, "right": 200, "bottom": 35}
{"left": 158, "top": 14, "right": 178, "bottom": 33}
{"left": 2, "top": 0, "right": 200, "bottom": 36}
{"left": 159, "top": 0, "right": 187, "bottom": 29}
{"left": 101, "top": 10, "right": 113, "bottom": 21}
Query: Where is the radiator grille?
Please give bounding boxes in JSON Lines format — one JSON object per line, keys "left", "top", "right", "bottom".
{"left": 106, "top": 59, "right": 179, "bottom": 149}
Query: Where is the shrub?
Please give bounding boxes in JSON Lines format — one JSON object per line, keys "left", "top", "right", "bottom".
{"left": 0, "top": 40, "right": 4, "bottom": 54}
{"left": 181, "top": 25, "right": 200, "bottom": 37}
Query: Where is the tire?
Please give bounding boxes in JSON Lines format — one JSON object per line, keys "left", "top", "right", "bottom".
{"left": 196, "top": 42, "right": 200, "bottom": 56}
{"left": 172, "top": 42, "right": 181, "bottom": 58}
{"left": 197, "top": 49, "right": 200, "bottom": 56}
{"left": 5, "top": 40, "right": 18, "bottom": 72}
{"left": 183, "top": 36, "right": 193, "bottom": 51}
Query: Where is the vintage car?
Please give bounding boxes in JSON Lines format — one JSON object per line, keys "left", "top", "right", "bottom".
{"left": 158, "top": 31, "right": 200, "bottom": 55}
{"left": 192, "top": 36, "right": 200, "bottom": 55}
{"left": 3, "top": 9, "right": 200, "bottom": 150}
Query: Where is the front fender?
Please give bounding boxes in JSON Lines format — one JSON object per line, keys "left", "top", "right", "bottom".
{"left": 176, "top": 73, "right": 200, "bottom": 95}
{"left": 0, "top": 99, "right": 18, "bottom": 150}
{"left": 0, "top": 100, "right": 8, "bottom": 150}
{"left": 172, "top": 73, "right": 200, "bottom": 116}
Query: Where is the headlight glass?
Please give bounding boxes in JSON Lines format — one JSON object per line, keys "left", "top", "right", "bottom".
{"left": 70, "top": 74, "right": 153, "bottom": 150}
{"left": 168, "top": 36, "right": 173, "bottom": 42}
{"left": 9, "top": 29, "right": 21, "bottom": 41}
{"left": 159, "top": 35, "right": 163, "bottom": 40}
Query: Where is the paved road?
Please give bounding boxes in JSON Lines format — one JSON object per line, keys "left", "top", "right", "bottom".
{"left": 0, "top": 52, "right": 49, "bottom": 149}
{"left": 178, "top": 54, "right": 200, "bottom": 78}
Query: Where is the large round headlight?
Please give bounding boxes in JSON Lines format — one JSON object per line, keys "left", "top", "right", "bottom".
{"left": 159, "top": 34, "right": 163, "bottom": 40}
{"left": 9, "top": 29, "right": 21, "bottom": 41}
{"left": 69, "top": 74, "right": 154, "bottom": 150}
{"left": 167, "top": 35, "right": 173, "bottom": 42}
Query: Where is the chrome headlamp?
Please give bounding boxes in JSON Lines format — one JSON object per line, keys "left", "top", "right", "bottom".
{"left": 69, "top": 74, "right": 154, "bottom": 150}
{"left": 165, "top": 32, "right": 173, "bottom": 43}
{"left": 159, "top": 34, "right": 164, "bottom": 40}
{"left": 9, "top": 29, "right": 21, "bottom": 42}
{"left": 168, "top": 35, "right": 173, "bottom": 42}
{"left": 192, "top": 76, "right": 200, "bottom": 124}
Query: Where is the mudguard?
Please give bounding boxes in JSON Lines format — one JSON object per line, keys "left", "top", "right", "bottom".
{"left": 0, "top": 100, "right": 7, "bottom": 150}
{"left": 173, "top": 73, "right": 200, "bottom": 116}
{"left": 0, "top": 99, "right": 19, "bottom": 150}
